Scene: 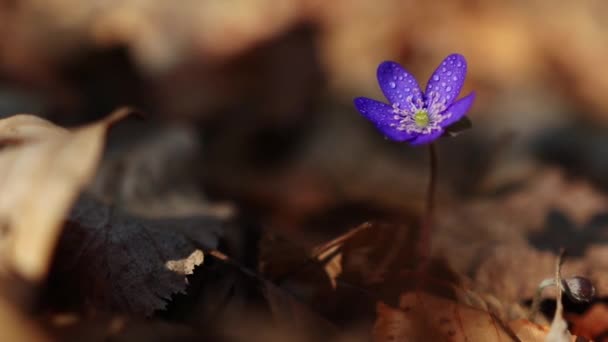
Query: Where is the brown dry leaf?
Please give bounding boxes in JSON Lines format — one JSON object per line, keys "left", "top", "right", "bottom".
{"left": 373, "top": 292, "right": 520, "bottom": 342}
{"left": 434, "top": 168, "right": 608, "bottom": 304}
{"left": 373, "top": 292, "right": 582, "bottom": 342}
{"left": 259, "top": 222, "right": 415, "bottom": 303}
{"left": 307, "top": 223, "right": 375, "bottom": 290}
{"left": 259, "top": 232, "right": 335, "bottom": 303}
{"left": 315, "top": 245, "right": 342, "bottom": 289}
{"left": 0, "top": 109, "right": 131, "bottom": 282}
{"left": 339, "top": 222, "right": 417, "bottom": 286}
{"left": 568, "top": 303, "right": 608, "bottom": 340}
{"left": 50, "top": 194, "right": 224, "bottom": 315}
{"left": 179, "top": 250, "right": 338, "bottom": 341}
{"left": 0, "top": 295, "right": 49, "bottom": 342}
{"left": 508, "top": 319, "right": 550, "bottom": 342}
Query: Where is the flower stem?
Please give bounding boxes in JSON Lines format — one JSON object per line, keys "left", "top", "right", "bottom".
{"left": 417, "top": 143, "right": 438, "bottom": 268}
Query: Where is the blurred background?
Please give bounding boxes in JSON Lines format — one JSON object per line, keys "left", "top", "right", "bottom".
{"left": 1, "top": 0, "right": 608, "bottom": 281}
{"left": 4, "top": 0, "right": 608, "bottom": 340}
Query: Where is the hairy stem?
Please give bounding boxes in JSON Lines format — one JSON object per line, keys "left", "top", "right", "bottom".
{"left": 417, "top": 143, "right": 438, "bottom": 268}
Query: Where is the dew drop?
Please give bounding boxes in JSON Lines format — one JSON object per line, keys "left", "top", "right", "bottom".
{"left": 389, "top": 81, "right": 396, "bottom": 88}
{"left": 452, "top": 76, "right": 458, "bottom": 81}
{"left": 433, "top": 75, "right": 439, "bottom": 81}
{"left": 446, "top": 86, "right": 452, "bottom": 92}
{"left": 441, "top": 82, "right": 446, "bottom": 87}
{"left": 442, "top": 68, "right": 447, "bottom": 73}
{"left": 447, "top": 71, "right": 452, "bottom": 76}
{"left": 457, "top": 62, "right": 462, "bottom": 67}
{"left": 398, "top": 76, "right": 403, "bottom": 80}
{"left": 405, "top": 88, "right": 410, "bottom": 92}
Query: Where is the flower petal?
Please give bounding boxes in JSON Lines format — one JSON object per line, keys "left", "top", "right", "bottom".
{"left": 440, "top": 92, "right": 475, "bottom": 127}
{"left": 353, "top": 97, "right": 415, "bottom": 142}
{"left": 377, "top": 61, "right": 423, "bottom": 110}
{"left": 408, "top": 129, "right": 444, "bottom": 146}
{"left": 425, "top": 54, "right": 467, "bottom": 110}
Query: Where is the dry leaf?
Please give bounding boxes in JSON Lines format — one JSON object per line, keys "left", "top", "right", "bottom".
{"left": 568, "top": 303, "right": 608, "bottom": 340}
{"left": 340, "top": 222, "right": 417, "bottom": 286}
{"left": 49, "top": 194, "right": 224, "bottom": 315}
{"left": 0, "top": 296, "right": 48, "bottom": 342}
{"left": 508, "top": 319, "right": 550, "bottom": 342}
{"left": 373, "top": 292, "right": 519, "bottom": 341}
{"left": 0, "top": 109, "right": 131, "bottom": 282}
{"left": 259, "top": 232, "right": 335, "bottom": 303}
{"left": 171, "top": 251, "right": 338, "bottom": 341}
{"left": 434, "top": 168, "right": 608, "bottom": 304}
{"left": 315, "top": 245, "right": 342, "bottom": 289}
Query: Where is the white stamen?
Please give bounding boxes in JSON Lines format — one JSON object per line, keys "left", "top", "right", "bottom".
{"left": 390, "top": 91, "right": 450, "bottom": 135}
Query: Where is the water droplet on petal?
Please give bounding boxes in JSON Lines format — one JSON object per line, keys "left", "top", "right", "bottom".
{"left": 447, "top": 71, "right": 452, "bottom": 76}
{"left": 398, "top": 76, "right": 403, "bottom": 80}
{"left": 441, "top": 82, "right": 446, "bottom": 87}
{"left": 457, "top": 62, "right": 462, "bottom": 67}
{"left": 433, "top": 75, "right": 439, "bottom": 81}
{"left": 446, "top": 86, "right": 452, "bottom": 92}
{"left": 405, "top": 88, "right": 410, "bottom": 92}
{"left": 452, "top": 76, "right": 458, "bottom": 81}
{"left": 442, "top": 68, "right": 447, "bottom": 73}
{"left": 389, "top": 81, "right": 396, "bottom": 88}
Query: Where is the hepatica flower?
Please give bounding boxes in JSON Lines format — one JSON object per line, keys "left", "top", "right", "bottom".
{"left": 354, "top": 54, "right": 475, "bottom": 145}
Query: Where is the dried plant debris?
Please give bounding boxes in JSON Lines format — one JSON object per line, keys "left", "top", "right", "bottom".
{"left": 49, "top": 194, "right": 226, "bottom": 315}
{"left": 0, "top": 296, "right": 49, "bottom": 342}
{"left": 433, "top": 168, "right": 608, "bottom": 302}
{"left": 373, "top": 293, "right": 520, "bottom": 341}
{"left": 0, "top": 109, "right": 132, "bottom": 282}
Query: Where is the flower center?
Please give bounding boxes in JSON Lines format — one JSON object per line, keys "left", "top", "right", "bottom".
{"left": 414, "top": 110, "right": 430, "bottom": 127}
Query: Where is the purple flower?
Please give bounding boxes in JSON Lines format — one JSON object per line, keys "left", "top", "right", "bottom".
{"left": 354, "top": 54, "right": 475, "bottom": 145}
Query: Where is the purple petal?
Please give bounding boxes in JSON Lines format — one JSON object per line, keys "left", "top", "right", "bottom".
{"left": 440, "top": 92, "right": 475, "bottom": 128}
{"left": 353, "top": 97, "right": 415, "bottom": 142}
{"left": 408, "top": 129, "right": 444, "bottom": 146}
{"left": 377, "top": 61, "right": 423, "bottom": 110}
{"left": 425, "top": 54, "right": 467, "bottom": 110}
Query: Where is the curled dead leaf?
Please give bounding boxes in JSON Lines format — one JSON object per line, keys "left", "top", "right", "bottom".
{"left": 0, "top": 108, "right": 132, "bottom": 282}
